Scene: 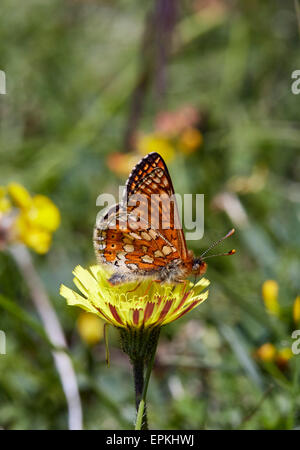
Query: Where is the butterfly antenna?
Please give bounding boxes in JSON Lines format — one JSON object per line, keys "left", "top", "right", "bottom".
{"left": 202, "top": 249, "right": 236, "bottom": 260}
{"left": 200, "top": 228, "right": 235, "bottom": 258}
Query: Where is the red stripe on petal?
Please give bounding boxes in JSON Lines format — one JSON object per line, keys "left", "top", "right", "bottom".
{"left": 174, "top": 300, "right": 200, "bottom": 321}
{"left": 108, "top": 304, "right": 123, "bottom": 325}
{"left": 173, "top": 291, "right": 191, "bottom": 314}
{"left": 143, "top": 302, "right": 155, "bottom": 324}
{"left": 156, "top": 296, "right": 163, "bottom": 307}
{"left": 158, "top": 300, "right": 173, "bottom": 323}
{"left": 133, "top": 309, "right": 140, "bottom": 325}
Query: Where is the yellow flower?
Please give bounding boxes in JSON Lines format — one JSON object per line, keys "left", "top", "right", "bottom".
{"left": 77, "top": 312, "right": 104, "bottom": 345}
{"left": 6, "top": 183, "right": 60, "bottom": 254}
{"left": 16, "top": 218, "right": 52, "bottom": 254}
{"left": 255, "top": 342, "right": 276, "bottom": 362}
{"left": 255, "top": 343, "right": 293, "bottom": 370}
{"left": 60, "top": 265, "right": 209, "bottom": 330}
{"left": 262, "top": 280, "right": 280, "bottom": 316}
{"left": 293, "top": 296, "right": 300, "bottom": 325}
{"left": 137, "top": 134, "right": 175, "bottom": 163}
{"left": 61, "top": 263, "right": 210, "bottom": 427}
{"left": 178, "top": 128, "right": 203, "bottom": 155}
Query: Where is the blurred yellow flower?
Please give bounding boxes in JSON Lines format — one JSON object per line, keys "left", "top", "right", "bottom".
{"left": 255, "top": 342, "right": 276, "bottom": 362}
{"left": 178, "top": 127, "right": 203, "bottom": 155}
{"left": 293, "top": 296, "right": 300, "bottom": 325}
{"left": 107, "top": 152, "right": 141, "bottom": 177}
{"left": 262, "top": 280, "right": 280, "bottom": 317}
{"left": 77, "top": 312, "right": 104, "bottom": 345}
{"left": 16, "top": 218, "right": 52, "bottom": 254}
{"left": 0, "top": 183, "right": 61, "bottom": 254}
{"left": 137, "top": 134, "right": 175, "bottom": 163}
{"left": 8, "top": 183, "right": 32, "bottom": 209}
{"left": 255, "top": 343, "right": 293, "bottom": 370}
{"left": 276, "top": 347, "right": 293, "bottom": 368}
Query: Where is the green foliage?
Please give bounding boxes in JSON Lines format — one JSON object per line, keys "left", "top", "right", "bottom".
{"left": 0, "top": 0, "right": 299, "bottom": 429}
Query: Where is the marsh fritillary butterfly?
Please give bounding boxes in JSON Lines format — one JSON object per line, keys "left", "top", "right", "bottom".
{"left": 94, "top": 152, "right": 235, "bottom": 285}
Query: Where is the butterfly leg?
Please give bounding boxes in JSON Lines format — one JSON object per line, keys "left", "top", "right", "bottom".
{"left": 143, "top": 280, "right": 156, "bottom": 296}
{"left": 127, "top": 281, "right": 142, "bottom": 293}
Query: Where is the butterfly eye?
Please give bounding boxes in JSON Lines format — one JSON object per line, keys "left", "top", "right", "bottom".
{"left": 111, "top": 244, "right": 116, "bottom": 249}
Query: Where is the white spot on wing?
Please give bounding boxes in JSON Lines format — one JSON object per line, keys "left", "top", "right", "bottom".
{"left": 141, "top": 231, "right": 151, "bottom": 241}
{"left": 141, "top": 255, "right": 154, "bottom": 264}
{"left": 124, "top": 244, "right": 134, "bottom": 252}
{"left": 162, "top": 245, "right": 172, "bottom": 255}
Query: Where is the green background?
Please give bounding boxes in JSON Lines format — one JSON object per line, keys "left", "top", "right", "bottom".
{"left": 0, "top": 0, "right": 299, "bottom": 429}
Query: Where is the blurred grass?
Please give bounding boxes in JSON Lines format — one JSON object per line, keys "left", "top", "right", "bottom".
{"left": 0, "top": 0, "right": 300, "bottom": 429}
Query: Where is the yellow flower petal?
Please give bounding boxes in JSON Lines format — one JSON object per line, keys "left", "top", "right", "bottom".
{"left": 262, "top": 280, "right": 280, "bottom": 316}
{"left": 60, "top": 284, "right": 101, "bottom": 316}
{"left": 77, "top": 312, "right": 104, "bottom": 345}
{"left": 23, "top": 228, "right": 52, "bottom": 254}
{"left": 8, "top": 183, "right": 32, "bottom": 209}
{"left": 30, "top": 195, "right": 61, "bottom": 231}
{"left": 293, "top": 296, "right": 300, "bottom": 324}
{"left": 15, "top": 215, "right": 51, "bottom": 253}
{"left": 2, "top": 183, "right": 60, "bottom": 254}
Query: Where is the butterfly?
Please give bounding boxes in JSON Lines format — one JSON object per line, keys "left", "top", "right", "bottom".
{"left": 93, "top": 152, "right": 235, "bottom": 285}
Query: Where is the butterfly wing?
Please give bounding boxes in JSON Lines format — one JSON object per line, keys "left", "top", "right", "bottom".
{"left": 93, "top": 152, "right": 188, "bottom": 283}
{"left": 124, "top": 152, "right": 188, "bottom": 260}
{"left": 94, "top": 203, "right": 180, "bottom": 274}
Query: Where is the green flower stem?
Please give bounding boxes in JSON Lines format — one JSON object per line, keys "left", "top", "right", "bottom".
{"left": 135, "top": 328, "right": 160, "bottom": 430}
{"left": 119, "top": 326, "right": 160, "bottom": 430}
{"left": 133, "top": 359, "right": 148, "bottom": 430}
